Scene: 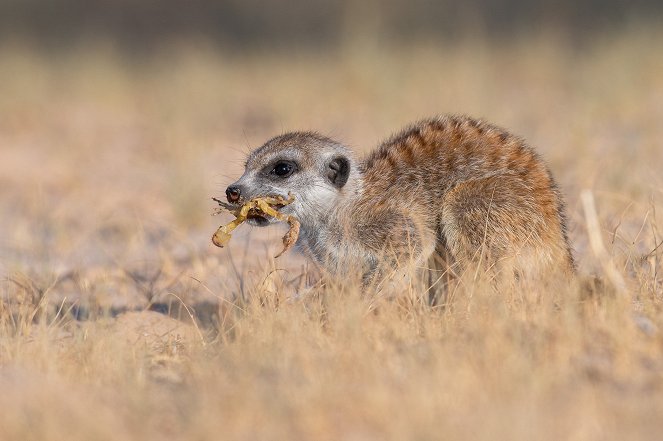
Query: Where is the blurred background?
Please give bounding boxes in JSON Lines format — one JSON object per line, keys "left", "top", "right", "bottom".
{"left": 1, "top": 0, "right": 662, "bottom": 50}
{"left": 1, "top": 0, "right": 662, "bottom": 315}
{"left": 1, "top": 4, "right": 663, "bottom": 440}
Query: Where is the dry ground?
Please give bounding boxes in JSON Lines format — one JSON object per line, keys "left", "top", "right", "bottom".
{"left": 1, "top": 28, "right": 663, "bottom": 440}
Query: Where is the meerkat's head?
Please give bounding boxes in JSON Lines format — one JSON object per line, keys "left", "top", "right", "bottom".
{"left": 225, "top": 132, "right": 361, "bottom": 227}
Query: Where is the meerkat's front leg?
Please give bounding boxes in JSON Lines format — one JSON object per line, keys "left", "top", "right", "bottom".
{"left": 348, "top": 207, "right": 437, "bottom": 289}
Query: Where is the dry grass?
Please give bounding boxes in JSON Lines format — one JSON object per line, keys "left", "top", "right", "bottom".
{"left": 1, "top": 27, "right": 663, "bottom": 440}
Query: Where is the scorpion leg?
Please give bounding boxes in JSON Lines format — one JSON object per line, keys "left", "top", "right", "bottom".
{"left": 255, "top": 199, "right": 287, "bottom": 221}
{"left": 274, "top": 216, "right": 300, "bottom": 258}
{"left": 255, "top": 199, "right": 300, "bottom": 257}
{"left": 212, "top": 197, "right": 242, "bottom": 216}
{"left": 212, "top": 204, "right": 251, "bottom": 247}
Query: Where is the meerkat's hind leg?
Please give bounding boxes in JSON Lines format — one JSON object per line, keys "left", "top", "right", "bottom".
{"left": 440, "top": 176, "right": 554, "bottom": 280}
{"left": 426, "top": 241, "right": 458, "bottom": 307}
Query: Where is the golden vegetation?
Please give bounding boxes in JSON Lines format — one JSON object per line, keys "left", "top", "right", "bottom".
{"left": 1, "top": 28, "right": 662, "bottom": 440}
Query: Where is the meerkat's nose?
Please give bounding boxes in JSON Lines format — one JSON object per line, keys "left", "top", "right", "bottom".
{"left": 226, "top": 185, "right": 241, "bottom": 203}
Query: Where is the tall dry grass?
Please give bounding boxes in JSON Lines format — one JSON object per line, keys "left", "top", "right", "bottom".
{"left": 1, "top": 27, "right": 662, "bottom": 440}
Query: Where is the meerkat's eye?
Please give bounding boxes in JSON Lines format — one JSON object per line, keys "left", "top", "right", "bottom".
{"left": 271, "top": 161, "right": 296, "bottom": 178}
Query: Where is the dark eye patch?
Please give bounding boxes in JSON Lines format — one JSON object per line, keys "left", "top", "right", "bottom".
{"left": 266, "top": 160, "right": 297, "bottom": 178}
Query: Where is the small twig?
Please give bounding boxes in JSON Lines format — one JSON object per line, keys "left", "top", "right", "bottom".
{"left": 189, "top": 276, "right": 247, "bottom": 314}
{"left": 167, "top": 292, "right": 207, "bottom": 346}
{"left": 580, "top": 190, "right": 626, "bottom": 294}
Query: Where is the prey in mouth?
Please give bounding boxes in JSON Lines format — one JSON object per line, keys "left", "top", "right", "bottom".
{"left": 211, "top": 194, "right": 300, "bottom": 258}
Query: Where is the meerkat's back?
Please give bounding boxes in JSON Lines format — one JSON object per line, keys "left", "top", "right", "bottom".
{"left": 357, "top": 115, "right": 574, "bottom": 277}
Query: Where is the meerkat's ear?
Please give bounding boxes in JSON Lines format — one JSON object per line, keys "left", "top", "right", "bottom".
{"left": 327, "top": 156, "right": 350, "bottom": 188}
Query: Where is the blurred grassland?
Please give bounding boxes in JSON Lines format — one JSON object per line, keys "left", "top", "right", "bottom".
{"left": 1, "top": 26, "right": 663, "bottom": 440}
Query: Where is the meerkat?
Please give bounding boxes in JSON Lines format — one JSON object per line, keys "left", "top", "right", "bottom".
{"left": 223, "top": 115, "right": 574, "bottom": 290}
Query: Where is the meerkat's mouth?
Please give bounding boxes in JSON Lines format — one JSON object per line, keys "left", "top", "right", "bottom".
{"left": 246, "top": 210, "right": 270, "bottom": 226}
{"left": 218, "top": 194, "right": 292, "bottom": 227}
{"left": 245, "top": 195, "right": 291, "bottom": 226}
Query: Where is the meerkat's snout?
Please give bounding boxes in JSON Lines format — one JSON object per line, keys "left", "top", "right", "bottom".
{"left": 226, "top": 185, "right": 242, "bottom": 203}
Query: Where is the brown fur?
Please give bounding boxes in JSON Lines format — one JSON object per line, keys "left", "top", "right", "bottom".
{"left": 230, "top": 115, "right": 575, "bottom": 290}
{"left": 330, "top": 116, "right": 574, "bottom": 279}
